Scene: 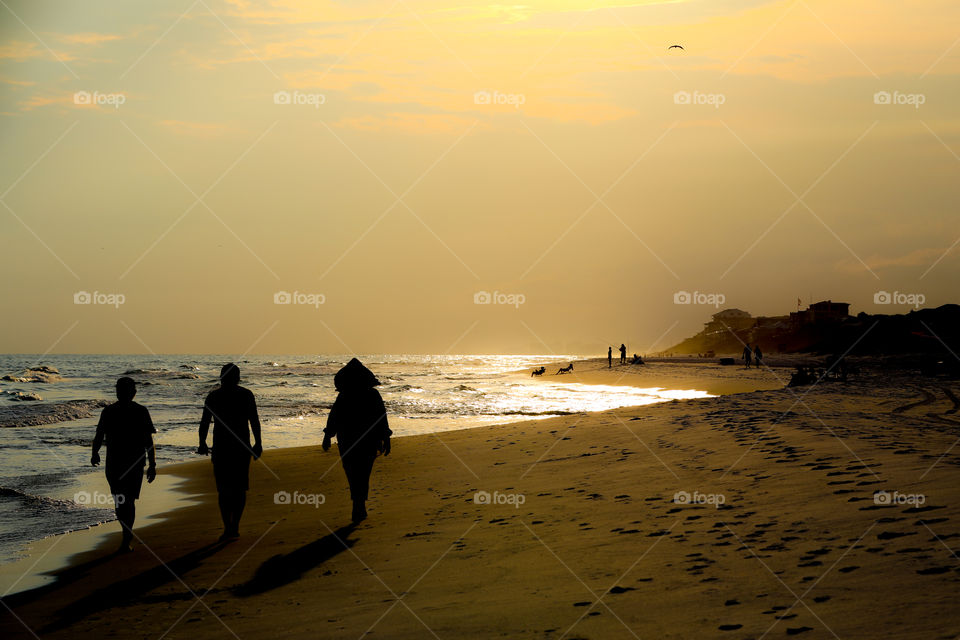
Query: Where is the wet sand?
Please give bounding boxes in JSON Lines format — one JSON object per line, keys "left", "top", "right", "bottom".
{"left": 519, "top": 356, "right": 793, "bottom": 395}
{"left": 3, "top": 369, "right": 960, "bottom": 639}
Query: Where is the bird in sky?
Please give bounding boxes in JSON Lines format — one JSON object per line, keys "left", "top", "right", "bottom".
{"left": 668, "top": 44, "right": 684, "bottom": 51}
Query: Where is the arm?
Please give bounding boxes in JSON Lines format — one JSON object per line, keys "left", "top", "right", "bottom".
{"left": 145, "top": 408, "right": 157, "bottom": 482}
{"left": 249, "top": 391, "right": 262, "bottom": 459}
{"left": 198, "top": 399, "right": 211, "bottom": 455}
{"left": 91, "top": 410, "right": 105, "bottom": 466}
{"left": 322, "top": 399, "right": 340, "bottom": 452}
{"left": 374, "top": 391, "right": 391, "bottom": 456}
{"left": 146, "top": 433, "right": 157, "bottom": 482}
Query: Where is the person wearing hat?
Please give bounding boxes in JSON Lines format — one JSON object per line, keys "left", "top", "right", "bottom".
{"left": 91, "top": 376, "right": 157, "bottom": 553}
{"left": 323, "top": 358, "right": 391, "bottom": 523}
{"left": 198, "top": 363, "right": 262, "bottom": 541}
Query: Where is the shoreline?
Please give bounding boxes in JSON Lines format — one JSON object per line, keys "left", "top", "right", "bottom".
{"left": 0, "top": 360, "right": 777, "bottom": 590}
{"left": 517, "top": 356, "right": 792, "bottom": 395}
{"left": 5, "top": 366, "right": 960, "bottom": 637}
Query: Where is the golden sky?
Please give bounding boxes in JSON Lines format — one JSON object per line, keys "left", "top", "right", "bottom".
{"left": 1, "top": 0, "right": 958, "bottom": 354}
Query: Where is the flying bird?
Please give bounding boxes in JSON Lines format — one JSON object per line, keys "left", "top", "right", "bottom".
{"left": 668, "top": 44, "right": 684, "bottom": 51}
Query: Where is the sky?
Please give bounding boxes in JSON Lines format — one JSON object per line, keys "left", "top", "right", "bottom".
{"left": 1, "top": 0, "right": 958, "bottom": 355}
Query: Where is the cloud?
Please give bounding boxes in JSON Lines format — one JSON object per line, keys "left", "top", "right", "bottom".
{"left": 0, "top": 42, "right": 74, "bottom": 62}
{"left": 158, "top": 120, "right": 234, "bottom": 138}
{"left": 836, "top": 247, "right": 953, "bottom": 274}
{"left": 336, "top": 112, "right": 484, "bottom": 134}
{"left": 0, "top": 76, "right": 36, "bottom": 87}
{"left": 18, "top": 94, "right": 71, "bottom": 111}
{"left": 59, "top": 32, "right": 125, "bottom": 46}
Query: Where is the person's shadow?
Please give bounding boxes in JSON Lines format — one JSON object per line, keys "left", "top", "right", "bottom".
{"left": 234, "top": 524, "right": 357, "bottom": 596}
{"left": 35, "top": 541, "right": 228, "bottom": 633}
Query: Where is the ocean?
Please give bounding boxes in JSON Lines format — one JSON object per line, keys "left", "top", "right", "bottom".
{"left": 0, "top": 354, "right": 710, "bottom": 566}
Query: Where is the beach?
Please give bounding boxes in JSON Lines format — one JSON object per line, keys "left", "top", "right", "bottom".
{"left": 3, "top": 363, "right": 960, "bottom": 639}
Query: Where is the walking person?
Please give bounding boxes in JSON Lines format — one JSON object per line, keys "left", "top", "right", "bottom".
{"left": 619, "top": 344, "right": 627, "bottom": 365}
{"left": 323, "top": 358, "right": 392, "bottom": 523}
{"left": 742, "top": 345, "right": 752, "bottom": 368}
{"left": 754, "top": 344, "right": 763, "bottom": 367}
{"left": 607, "top": 346, "right": 612, "bottom": 368}
{"left": 198, "top": 363, "right": 262, "bottom": 542}
{"left": 91, "top": 377, "right": 157, "bottom": 553}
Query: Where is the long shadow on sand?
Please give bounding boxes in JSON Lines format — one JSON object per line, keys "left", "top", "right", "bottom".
{"left": 234, "top": 524, "right": 357, "bottom": 596}
{"left": 33, "top": 541, "right": 228, "bottom": 633}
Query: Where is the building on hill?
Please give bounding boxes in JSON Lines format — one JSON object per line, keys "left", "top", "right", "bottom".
{"left": 704, "top": 308, "right": 753, "bottom": 334}
{"left": 713, "top": 308, "right": 751, "bottom": 320}
{"left": 689, "top": 309, "right": 755, "bottom": 351}
{"left": 790, "top": 300, "right": 850, "bottom": 327}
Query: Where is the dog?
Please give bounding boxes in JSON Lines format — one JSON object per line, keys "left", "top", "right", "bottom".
{"left": 531, "top": 367, "right": 546, "bottom": 377}
{"left": 556, "top": 363, "right": 574, "bottom": 375}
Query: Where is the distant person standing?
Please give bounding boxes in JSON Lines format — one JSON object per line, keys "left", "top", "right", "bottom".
{"left": 198, "top": 363, "right": 262, "bottom": 542}
{"left": 754, "top": 345, "right": 763, "bottom": 367}
{"left": 323, "top": 358, "right": 392, "bottom": 523}
{"left": 742, "top": 345, "right": 752, "bottom": 368}
{"left": 608, "top": 347, "right": 613, "bottom": 368}
{"left": 91, "top": 377, "right": 156, "bottom": 553}
{"left": 619, "top": 344, "right": 627, "bottom": 365}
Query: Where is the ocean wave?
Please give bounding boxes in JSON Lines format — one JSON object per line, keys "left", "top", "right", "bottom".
{"left": 278, "top": 404, "right": 332, "bottom": 418}
{"left": 0, "top": 399, "right": 109, "bottom": 428}
{"left": 384, "top": 384, "right": 424, "bottom": 393}
{"left": 2, "top": 365, "right": 63, "bottom": 384}
{"left": 123, "top": 368, "right": 200, "bottom": 380}
{"left": 453, "top": 384, "right": 483, "bottom": 393}
{"left": 0, "top": 486, "right": 82, "bottom": 509}
{"left": 3, "top": 390, "right": 42, "bottom": 401}
{"left": 492, "top": 409, "right": 577, "bottom": 417}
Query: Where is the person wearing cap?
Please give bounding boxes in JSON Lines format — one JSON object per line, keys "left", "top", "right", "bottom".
{"left": 198, "top": 363, "right": 263, "bottom": 541}
{"left": 323, "top": 358, "right": 392, "bottom": 523}
{"left": 91, "top": 376, "right": 157, "bottom": 553}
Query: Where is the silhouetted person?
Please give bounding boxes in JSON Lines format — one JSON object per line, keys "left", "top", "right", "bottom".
{"left": 323, "top": 358, "right": 391, "bottom": 523}
{"left": 607, "top": 347, "right": 612, "bottom": 368}
{"left": 742, "top": 345, "right": 752, "bottom": 368}
{"left": 198, "top": 363, "right": 262, "bottom": 541}
{"left": 754, "top": 344, "right": 763, "bottom": 367}
{"left": 91, "top": 377, "right": 156, "bottom": 553}
{"left": 619, "top": 344, "right": 627, "bottom": 365}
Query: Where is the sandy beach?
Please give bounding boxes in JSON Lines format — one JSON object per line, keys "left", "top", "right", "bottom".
{"left": 521, "top": 357, "right": 795, "bottom": 395}
{"left": 3, "top": 363, "right": 960, "bottom": 639}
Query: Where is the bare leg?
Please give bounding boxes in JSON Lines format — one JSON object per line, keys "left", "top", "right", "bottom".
{"left": 218, "top": 493, "right": 232, "bottom": 540}
{"left": 231, "top": 492, "right": 246, "bottom": 537}
{"left": 116, "top": 498, "right": 135, "bottom": 552}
